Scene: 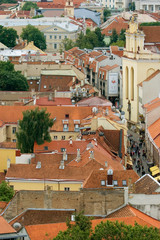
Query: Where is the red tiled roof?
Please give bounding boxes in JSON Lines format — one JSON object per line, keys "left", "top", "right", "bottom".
{"left": 140, "top": 26, "right": 160, "bottom": 43}
{"left": 83, "top": 169, "right": 139, "bottom": 188}
{"left": 34, "top": 140, "right": 88, "bottom": 154}
{"left": 68, "top": 142, "right": 123, "bottom": 171}
{"left": 0, "top": 216, "right": 16, "bottom": 234}
{"left": 0, "top": 106, "right": 92, "bottom": 124}
{"left": 25, "top": 205, "right": 160, "bottom": 240}
{"left": 6, "top": 163, "right": 92, "bottom": 182}
{"left": 134, "top": 174, "right": 160, "bottom": 194}
{"left": 0, "top": 142, "right": 17, "bottom": 149}
{"left": 36, "top": 97, "right": 72, "bottom": 106}
{"left": 102, "top": 17, "right": 128, "bottom": 36}
{"left": 0, "top": 173, "right": 5, "bottom": 183}
{"left": 148, "top": 118, "right": 160, "bottom": 148}
{"left": 0, "top": 201, "right": 7, "bottom": 210}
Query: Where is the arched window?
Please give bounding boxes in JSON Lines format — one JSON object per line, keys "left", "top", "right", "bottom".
{"left": 131, "top": 67, "right": 134, "bottom": 100}
{"left": 125, "top": 66, "right": 129, "bottom": 99}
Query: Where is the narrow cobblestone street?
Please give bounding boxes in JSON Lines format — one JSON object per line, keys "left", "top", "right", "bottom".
{"left": 127, "top": 129, "right": 149, "bottom": 177}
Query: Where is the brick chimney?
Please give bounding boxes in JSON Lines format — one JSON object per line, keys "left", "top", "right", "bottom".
{"left": 59, "top": 160, "right": 65, "bottom": 169}
{"left": 63, "top": 150, "right": 67, "bottom": 161}
{"left": 7, "top": 159, "right": 11, "bottom": 170}
{"left": 89, "top": 150, "right": 94, "bottom": 159}
{"left": 76, "top": 149, "right": 81, "bottom": 162}
{"left": 69, "top": 138, "right": 73, "bottom": 146}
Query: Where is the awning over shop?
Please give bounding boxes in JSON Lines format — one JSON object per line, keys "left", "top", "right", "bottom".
{"left": 150, "top": 166, "right": 159, "bottom": 173}
{"left": 152, "top": 169, "right": 160, "bottom": 176}
{"left": 154, "top": 176, "right": 160, "bottom": 181}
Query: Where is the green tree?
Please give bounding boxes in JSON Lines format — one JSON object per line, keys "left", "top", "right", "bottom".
{"left": 21, "top": 25, "right": 46, "bottom": 50}
{"left": 22, "top": 2, "right": 38, "bottom": 11}
{"left": 0, "top": 0, "right": 16, "bottom": 3}
{"left": 95, "top": 27, "right": 105, "bottom": 47}
{"left": 0, "top": 61, "right": 29, "bottom": 91}
{"left": 0, "top": 25, "right": 18, "bottom": 48}
{"left": 92, "top": 221, "right": 160, "bottom": 240}
{"left": 16, "top": 108, "right": 54, "bottom": 153}
{"left": 54, "top": 213, "right": 160, "bottom": 240}
{"left": 32, "top": 14, "right": 44, "bottom": 19}
{"left": 53, "top": 212, "right": 92, "bottom": 240}
{"left": 0, "top": 181, "right": 14, "bottom": 202}
{"left": 60, "top": 38, "right": 75, "bottom": 52}
{"left": 110, "top": 29, "right": 118, "bottom": 44}
{"left": 111, "top": 40, "right": 125, "bottom": 47}
{"left": 129, "top": 2, "right": 135, "bottom": 11}
{"left": 103, "top": 8, "right": 111, "bottom": 22}
{"left": 119, "top": 28, "right": 126, "bottom": 41}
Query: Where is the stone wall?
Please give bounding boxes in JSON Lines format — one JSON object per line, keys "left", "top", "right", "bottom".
{"left": 2, "top": 188, "right": 124, "bottom": 221}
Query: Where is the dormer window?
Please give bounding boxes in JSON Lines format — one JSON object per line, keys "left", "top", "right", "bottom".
{"left": 113, "top": 180, "right": 118, "bottom": 186}
{"left": 63, "top": 124, "right": 68, "bottom": 132}
{"left": 61, "top": 148, "right": 66, "bottom": 152}
{"left": 101, "top": 180, "right": 106, "bottom": 186}
{"left": 44, "top": 146, "right": 48, "bottom": 150}
{"left": 65, "top": 114, "right": 69, "bottom": 119}
{"left": 122, "top": 180, "right": 127, "bottom": 186}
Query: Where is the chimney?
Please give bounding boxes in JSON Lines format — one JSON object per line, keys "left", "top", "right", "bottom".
{"left": 76, "top": 149, "right": 81, "bottom": 162}
{"left": 59, "top": 160, "right": 65, "bottom": 169}
{"left": 7, "top": 159, "right": 11, "bottom": 170}
{"left": 107, "top": 169, "right": 113, "bottom": 186}
{"left": 105, "top": 161, "right": 108, "bottom": 167}
{"left": 36, "top": 161, "right": 41, "bottom": 169}
{"left": 89, "top": 150, "right": 94, "bottom": 159}
{"left": 69, "top": 138, "right": 73, "bottom": 146}
{"left": 63, "top": 150, "right": 67, "bottom": 161}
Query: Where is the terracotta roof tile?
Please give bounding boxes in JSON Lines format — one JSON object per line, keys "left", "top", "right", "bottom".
{"left": 0, "top": 142, "right": 17, "bottom": 149}
{"left": 6, "top": 163, "right": 92, "bottom": 182}
{"left": 148, "top": 118, "right": 160, "bottom": 144}
{"left": 83, "top": 169, "right": 139, "bottom": 188}
{"left": 25, "top": 205, "right": 160, "bottom": 240}
{"left": 140, "top": 26, "right": 160, "bottom": 43}
{"left": 34, "top": 140, "right": 88, "bottom": 154}
{"left": 0, "top": 173, "right": 5, "bottom": 183}
{"left": 102, "top": 17, "right": 128, "bottom": 36}
{"left": 0, "top": 201, "right": 7, "bottom": 211}
{"left": 36, "top": 97, "right": 72, "bottom": 106}
{"left": 10, "top": 209, "right": 75, "bottom": 229}
{"left": 0, "top": 216, "right": 16, "bottom": 234}
{"left": 134, "top": 174, "right": 160, "bottom": 194}
{"left": 0, "top": 106, "right": 92, "bottom": 124}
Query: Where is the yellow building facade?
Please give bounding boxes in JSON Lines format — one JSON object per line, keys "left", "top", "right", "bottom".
{"left": 122, "top": 17, "right": 160, "bottom": 124}
{"left": 7, "top": 179, "right": 82, "bottom": 191}
{"left": 0, "top": 148, "right": 16, "bottom": 172}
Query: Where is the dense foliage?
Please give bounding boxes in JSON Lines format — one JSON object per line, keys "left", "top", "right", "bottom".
{"left": 103, "top": 8, "right": 111, "bottom": 22}
{"left": 53, "top": 213, "right": 160, "bottom": 240}
{"left": 21, "top": 24, "right": 46, "bottom": 50}
{"left": 110, "top": 28, "right": 126, "bottom": 47}
{"left": 0, "top": 61, "right": 29, "bottom": 91}
{"left": 22, "top": 2, "right": 38, "bottom": 11}
{"left": 62, "top": 28, "right": 105, "bottom": 51}
{"left": 32, "top": 14, "right": 44, "bottom": 19}
{"left": 16, "top": 108, "right": 54, "bottom": 153}
{"left": 0, "top": 0, "right": 17, "bottom": 3}
{"left": 140, "top": 22, "right": 160, "bottom": 26}
{"left": 0, "top": 25, "right": 18, "bottom": 48}
{"left": 0, "top": 181, "right": 14, "bottom": 202}
{"left": 129, "top": 2, "right": 135, "bottom": 11}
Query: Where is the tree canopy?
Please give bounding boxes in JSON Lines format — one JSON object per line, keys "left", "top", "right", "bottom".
{"left": 22, "top": 2, "right": 38, "bottom": 11}
{"left": 54, "top": 213, "right": 160, "bottom": 240}
{"left": 140, "top": 22, "right": 160, "bottom": 26}
{"left": 0, "top": 25, "right": 18, "bottom": 48}
{"left": 16, "top": 108, "right": 54, "bottom": 153}
{"left": 110, "top": 28, "right": 126, "bottom": 47}
{"left": 0, "top": 61, "right": 29, "bottom": 91}
{"left": 21, "top": 25, "right": 46, "bottom": 50}
{"left": 0, "top": 181, "right": 14, "bottom": 202}
{"left": 0, "top": 0, "right": 17, "bottom": 3}
{"left": 103, "top": 8, "right": 111, "bottom": 22}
